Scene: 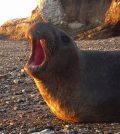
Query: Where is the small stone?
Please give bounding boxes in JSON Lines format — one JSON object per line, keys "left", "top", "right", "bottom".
{"left": 13, "top": 91, "right": 23, "bottom": 95}
{"left": 45, "top": 124, "right": 54, "bottom": 130}
{"left": 12, "top": 96, "right": 15, "bottom": 99}
{"left": 10, "top": 72, "right": 16, "bottom": 77}
{"left": 0, "top": 74, "right": 8, "bottom": 79}
{"left": 13, "top": 107, "right": 18, "bottom": 110}
{"left": 39, "top": 101, "right": 46, "bottom": 105}
{"left": 17, "top": 98, "right": 25, "bottom": 103}
{"left": 28, "top": 127, "right": 36, "bottom": 133}
{"left": 107, "top": 132, "right": 113, "bottom": 134}
{"left": 0, "top": 131, "right": 5, "bottom": 134}
{"left": 5, "top": 101, "right": 9, "bottom": 104}
{"left": 68, "top": 21, "right": 84, "bottom": 29}
{"left": 31, "top": 132, "right": 41, "bottom": 134}
{"left": 0, "top": 108, "right": 6, "bottom": 112}
{"left": 64, "top": 125, "right": 71, "bottom": 130}
{"left": 95, "top": 129, "right": 101, "bottom": 133}
{"left": 23, "top": 88, "right": 32, "bottom": 93}
{"left": 31, "top": 94, "right": 36, "bottom": 97}
{"left": 9, "top": 122, "right": 14, "bottom": 126}
{"left": 21, "top": 69, "right": 24, "bottom": 73}
{"left": 17, "top": 73, "right": 22, "bottom": 77}
{"left": 33, "top": 129, "right": 55, "bottom": 134}
{"left": 17, "top": 69, "right": 26, "bottom": 77}
{"left": 88, "top": 34, "right": 92, "bottom": 38}
{"left": 22, "top": 89, "right": 25, "bottom": 93}
{"left": 63, "top": 125, "right": 76, "bottom": 134}
{"left": 13, "top": 79, "right": 20, "bottom": 84}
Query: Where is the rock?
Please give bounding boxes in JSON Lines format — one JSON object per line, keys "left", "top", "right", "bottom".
{"left": 0, "top": 74, "right": 8, "bottom": 79}
{"left": 28, "top": 127, "right": 37, "bottom": 133}
{"left": 13, "top": 106, "right": 18, "bottom": 111}
{"left": 39, "top": 101, "right": 46, "bottom": 105}
{"left": 13, "top": 78, "right": 25, "bottom": 84}
{"left": 68, "top": 21, "right": 84, "bottom": 29}
{"left": 45, "top": 124, "right": 54, "bottom": 131}
{"left": 0, "top": 108, "right": 6, "bottom": 112}
{"left": 17, "top": 98, "right": 26, "bottom": 103}
{"left": 13, "top": 79, "right": 20, "bottom": 84}
{"left": 63, "top": 125, "right": 76, "bottom": 134}
{"left": 17, "top": 69, "right": 26, "bottom": 77}
{"left": 31, "top": 129, "right": 55, "bottom": 134}
{"left": 0, "top": 132, "right": 5, "bottom": 134}
{"left": 31, "top": 132, "right": 41, "bottom": 134}
{"left": 25, "top": 77, "right": 33, "bottom": 84}
{"left": 38, "top": 0, "right": 64, "bottom": 25}
{"left": 0, "top": 0, "right": 119, "bottom": 40}
{"left": 13, "top": 91, "right": 23, "bottom": 95}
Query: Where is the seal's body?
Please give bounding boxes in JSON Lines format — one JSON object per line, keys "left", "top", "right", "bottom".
{"left": 24, "top": 22, "right": 120, "bottom": 123}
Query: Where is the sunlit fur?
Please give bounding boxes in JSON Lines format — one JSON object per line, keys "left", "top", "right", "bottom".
{"left": 25, "top": 22, "right": 120, "bottom": 123}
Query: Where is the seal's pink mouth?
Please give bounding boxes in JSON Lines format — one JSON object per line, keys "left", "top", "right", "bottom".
{"left": 29, "top": 40, "right": 46, "bottom": 67}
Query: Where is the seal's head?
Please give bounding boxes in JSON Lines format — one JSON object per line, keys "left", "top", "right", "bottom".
{"left": 24, "top": 22, "right": 77, "bottom": 79}
{"left": 24, "top": 22, "right": 80, "bottom": 122}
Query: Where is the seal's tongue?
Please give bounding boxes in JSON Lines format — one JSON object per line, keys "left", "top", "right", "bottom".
{"left": 31, "top": 40, "right": 45, "bottom": 66}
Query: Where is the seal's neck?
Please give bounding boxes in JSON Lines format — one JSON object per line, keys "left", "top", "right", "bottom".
{"left": 34, "top": 78, "right": 78, "bottom": 122}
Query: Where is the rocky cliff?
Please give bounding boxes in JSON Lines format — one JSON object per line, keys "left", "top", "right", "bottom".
{"left": 0, "top": 0, "right": 119, "bottom": 40}
{"left": 76, "top": 0, "right": 120, "bottom": 40}
{"left": 38, "top": 0, "right": 112, "bottom": 26}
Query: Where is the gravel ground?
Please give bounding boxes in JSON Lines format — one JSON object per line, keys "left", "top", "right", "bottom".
{"left": 0, "top": 37, "right": 120, "bottom": 134}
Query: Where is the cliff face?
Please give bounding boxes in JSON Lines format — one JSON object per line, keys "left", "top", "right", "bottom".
{"left": 60, "top": 0, "right": 111, "bottom": 24}
{"left": 38, "top": 0, "right": 112, "bottom": 25}
{"left": 75, "top": 0, "right": 120, "bottom": 40}
{"left": 0, "top": 0, "right": 119, "bottom": 40}
{"left": 38, "top": 0, "right": 63, "bottom": 25}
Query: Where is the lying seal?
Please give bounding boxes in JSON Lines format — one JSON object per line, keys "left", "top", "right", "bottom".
{"left": 24, "top": 22, "right": 120, "bottom": 123}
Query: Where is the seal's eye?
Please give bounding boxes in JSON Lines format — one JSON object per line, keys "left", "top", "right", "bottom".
{"left": 61, "top": 35, "right": 70, "bottom": 45}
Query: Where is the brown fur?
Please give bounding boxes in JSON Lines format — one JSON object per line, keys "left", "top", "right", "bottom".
{"left": 24, "top": 22, "right": 120, "bottom": 123}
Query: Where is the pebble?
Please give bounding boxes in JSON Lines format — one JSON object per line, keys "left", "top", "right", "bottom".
{"left": 25, "top": 77, "right": 33, "bottom": 84}
{"left": 17, "top": 98, "right": 26, "bottom": 103}
{"left": 11, "top": 130, "right": 17, "bottom": 134}
{"left": 63, "top": 125, "right": 76, "bottom": 134}
{"left": 9, "top": 72, "right": 15, "bottom": 77}
{"left": 13, "top": 106, "right": 18, "bottom": 111}
{"left": 31, "top": 132, "right": 41, "bottom": 134}
{"left": 5, "top": 101, "right": 10, "bottom": 104}
{"left": 28, "top": 127, "right": 37, "bottom": 133}
{"left": 17, "top": 69, "right": 26, "bottom": 77}
{"left": 45, "top": 124, "right": 54, "bottom": 131}
{"left": 0, "top": 108, "right": 6, "bottom": 112}
{"left": 13, "top": 79, "right": 20, "bottom": 84}
{"left": 31, "top": 129, "right": 55, "bottom": 134}
{"left": 68, "top": 21, "right": 84, "bottom": 29}
{"left": 22, "top": 88, "right": 32, "bottom": 93}
{"left": 22, "top": 89, "right": 26, "bottom": 93}
{"left": 0, "top": 74, "right": 8, "bottom": 79}
{"left": 13, "top": 91, "right": 23, "bottom": 95}
{"left": 39, "top": 101, "right": 46, "bottom": 105}
{"left": 0, "top": 132, "right": 5, "bottom": 134}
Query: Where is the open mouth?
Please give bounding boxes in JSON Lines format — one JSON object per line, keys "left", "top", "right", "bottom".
{"left": 29, "top": 39, "right": 46, "bottom": 68}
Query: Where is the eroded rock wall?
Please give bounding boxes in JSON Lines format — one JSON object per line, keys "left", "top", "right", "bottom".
{"left": 38, "top": 0, "right": 64, "bottom": 24}
{"left": 38, "top": 0, "right": 112, "bottom": 25}
{"left": 0, "top": 0, "right": 119, "bottom": 40}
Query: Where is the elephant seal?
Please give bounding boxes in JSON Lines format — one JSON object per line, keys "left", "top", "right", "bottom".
{"left": 24, "top": 22, "right": 120, "bottom": 123}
